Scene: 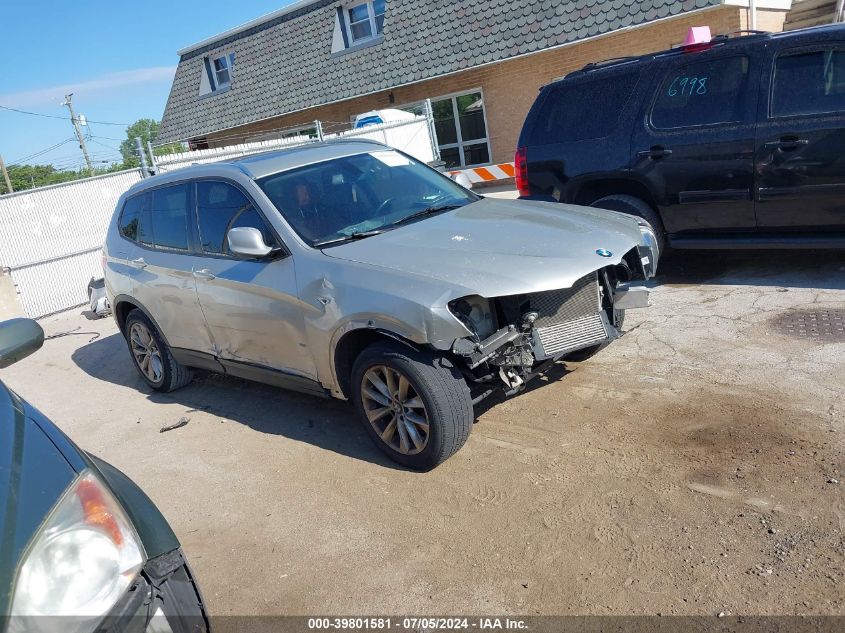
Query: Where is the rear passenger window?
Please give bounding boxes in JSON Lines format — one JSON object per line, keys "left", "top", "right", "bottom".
{"left": 530, "top": 71, "right": 639, "bottom": 143}
{"left": 651, "top": 56, "right": 750, "bottom": 129}
{"left": 772, "top": 48, "right": 845, "bottom": 117}
{"left": 149, "top": 184, "right": 190, "bottom": 251}
{"left": 196, "top": 181, "right": 276, "bottom": 255}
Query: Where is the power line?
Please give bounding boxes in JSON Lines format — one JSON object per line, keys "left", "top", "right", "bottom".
{"left": 0, "top": 104, "right": 131, "bottom": 126}
{"left": 9, "top": 137, "right": 77, "bottom": 165}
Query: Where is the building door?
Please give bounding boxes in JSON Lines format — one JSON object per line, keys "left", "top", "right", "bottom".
{"left": 431, "top": 91, "right": 491, "bottom": 168}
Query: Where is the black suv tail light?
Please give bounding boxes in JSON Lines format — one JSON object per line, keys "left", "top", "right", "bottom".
{"left": 515, "top": 146, "right": 530, "bottom": 197}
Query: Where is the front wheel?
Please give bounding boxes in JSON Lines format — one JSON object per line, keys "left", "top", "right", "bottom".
{"left": 351, "top": 341, "right": 473, "bottom": 470}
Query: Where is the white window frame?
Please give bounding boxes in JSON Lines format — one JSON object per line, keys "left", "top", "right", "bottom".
{"left": 399, "top": 88, "right": 492, "bottom": 167}
{"left": 212, "top": 53, "right": 235, "bottom": 90}
{"left": 344, "top": 0, "right": 384, "bottom": 45}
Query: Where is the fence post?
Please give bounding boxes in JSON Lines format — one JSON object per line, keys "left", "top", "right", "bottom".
{"left": 423, "top": 99, "right": 441, "bottom": 162}
{"left": 315, "top": 120, "right": 324, "bottom": 141}
{"left": 135, "top": 137, "right": 149, "bottom": 178}
{"left": 146, "top": 141, "right": 158, "bottom": 175}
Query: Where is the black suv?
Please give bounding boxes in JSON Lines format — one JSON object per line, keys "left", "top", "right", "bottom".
{"left": 516, "top": 24, "right": 845, "bottom": 251}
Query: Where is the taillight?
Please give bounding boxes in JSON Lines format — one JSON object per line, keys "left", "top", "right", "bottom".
{"left": 515, "top": 146, "right": 530, "bottom": 197}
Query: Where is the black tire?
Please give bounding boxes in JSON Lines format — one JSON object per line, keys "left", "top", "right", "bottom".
{"left": 565, "top": 309, "right": 625, "bottom": 361}
{"left": 590, "top": 194, "right": 666, "bottom": 254}
{"left": 351, "top": 341, "right": 473, "bottom": 470}
{"left": 124, "top": 309, "right": 193, "bottom": 392}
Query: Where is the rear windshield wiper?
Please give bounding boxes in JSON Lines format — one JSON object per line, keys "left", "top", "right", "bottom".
{"left": 314, "top": 229, "right": 385, "bottom": 248}
{"left": 390, "top": 203, "right": 465, "bottom": 227}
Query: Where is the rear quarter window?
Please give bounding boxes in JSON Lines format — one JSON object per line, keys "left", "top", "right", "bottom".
{"left": 527, "top": 70, "right": 640, "bottom": 144}
{"left": 118, "top": 195, "right": 143, "bottom": 241}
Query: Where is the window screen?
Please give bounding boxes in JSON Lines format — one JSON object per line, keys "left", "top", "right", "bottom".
{"left": 149, "top": 184, "right": 189, "bottom": 251}
{"left": 530, "top": 71, "right": 639, "bottom": 144}
{"left": 772, "top": 48, "right": 845, "bottom": 117}
{"left": 196, "top": 181, "right": 275, "bottom": 255}
{"left": 651, "top": 56, "right": 750, "bottom": 129}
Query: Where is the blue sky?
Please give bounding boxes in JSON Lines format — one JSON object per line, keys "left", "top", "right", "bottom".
{"left": 0, "top": 0, "right": 295, "bottom": 171}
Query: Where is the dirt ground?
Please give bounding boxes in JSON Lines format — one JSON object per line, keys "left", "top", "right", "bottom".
{"left": 3, "top": 250, "right": 845, "bottom": 618}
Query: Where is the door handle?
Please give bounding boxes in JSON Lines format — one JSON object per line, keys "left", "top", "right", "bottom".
{"left": 764, "top": 137, "right": 809, "bottom": 151}
{"left": 637, "top": 146, "right": 673, "bottom": 159}
{"left": 193, "top": 268, "right": 216, "bottom": 280}
{"left": 131, "top": 257, "right": 147, "bottom": 269}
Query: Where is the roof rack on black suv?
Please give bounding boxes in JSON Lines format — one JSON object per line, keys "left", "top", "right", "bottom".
{"left": 517, "top": 24, "right": 845, "bottom": 251}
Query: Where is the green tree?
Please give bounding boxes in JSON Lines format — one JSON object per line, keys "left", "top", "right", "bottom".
{"left": 0, "top": 162, "right": 125, "bottom": 195}
{"left": 119, "top": 119, "right": 183, "bottom": 168}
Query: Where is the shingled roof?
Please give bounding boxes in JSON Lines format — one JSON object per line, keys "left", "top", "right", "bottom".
{"left": 157, "top": 0, "right": 719, "bottom": 143}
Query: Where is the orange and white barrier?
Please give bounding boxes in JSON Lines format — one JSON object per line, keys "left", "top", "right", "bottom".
{"left": 448, "top": 162, "right": 515, "bottom": 184}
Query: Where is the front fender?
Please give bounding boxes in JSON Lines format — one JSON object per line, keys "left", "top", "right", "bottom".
{"left": 86, "top": 454, "right": 180, "bottom": 560}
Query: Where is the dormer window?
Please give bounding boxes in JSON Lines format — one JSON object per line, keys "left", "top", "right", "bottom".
{"left": 213, "top": 55, "right": 233, "bottom": 89}
{"left": 346, "top": 0, "right": 385, "bottom": 44}
{"left": 198, "top": 52, "right": 235, "bottom": 97}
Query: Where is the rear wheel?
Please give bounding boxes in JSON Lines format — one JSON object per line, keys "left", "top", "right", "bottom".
{"left": 351, "top": 341, "right": 473, "bottom": 470}
{"left": 590, "top": 194, "right": 666, "bottom": 255}
{"left": 124, "top": 309, "right": 193, "bottom": 392}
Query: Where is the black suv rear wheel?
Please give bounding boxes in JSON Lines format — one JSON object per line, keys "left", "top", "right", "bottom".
{"left": 590, "top": 194, "right": 666, "bottom": 254}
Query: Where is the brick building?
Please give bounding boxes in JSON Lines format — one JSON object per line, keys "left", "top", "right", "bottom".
{"left": 157, "top": 0, "right": 792, "bottom": 168}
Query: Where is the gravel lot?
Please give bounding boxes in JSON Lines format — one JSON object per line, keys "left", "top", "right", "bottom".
{"left": 3, "top": 250, "right": 844, "bottom": 617}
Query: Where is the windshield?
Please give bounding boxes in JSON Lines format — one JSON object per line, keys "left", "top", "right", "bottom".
{"left": 256, "top": 149, "right": 479, "bottom": 247}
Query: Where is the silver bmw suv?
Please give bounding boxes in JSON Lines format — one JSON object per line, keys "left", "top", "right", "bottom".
{"left": 104, "top": 140, "right": 657, "bottom": 469}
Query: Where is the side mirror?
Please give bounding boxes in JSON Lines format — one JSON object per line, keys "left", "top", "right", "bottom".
{"left": 227, "top": 227, "right": 274, "bottom": 258}
{"left": 453, "top": 172, "right": 474, "bottom": 190}
{"left": 0, "top": 318, "right": 44, "bottom": 369}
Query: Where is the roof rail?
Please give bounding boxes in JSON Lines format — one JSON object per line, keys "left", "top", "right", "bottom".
{"left": 580, "top": 55, "right": 640, "bottom": 71}
{"left": 711, "top": 29, "right": 769, "bottom": 42}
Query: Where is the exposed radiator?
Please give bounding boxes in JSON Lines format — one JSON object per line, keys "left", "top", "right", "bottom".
{"left": 529, "top": 273, "right": 609, "bottom": 358}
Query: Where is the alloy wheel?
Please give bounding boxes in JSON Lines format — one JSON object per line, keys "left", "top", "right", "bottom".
{"left": 361, "top": 365, "right": 430, "bottom": 455}
{"left": 129, "top": 322, "right": 163, "bottom": 384}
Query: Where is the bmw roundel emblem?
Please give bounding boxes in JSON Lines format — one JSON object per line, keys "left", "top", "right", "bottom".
{"left": 596, "top": 248, "right": 613, "bottom": 258}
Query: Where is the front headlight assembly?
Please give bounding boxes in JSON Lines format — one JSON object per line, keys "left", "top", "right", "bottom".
{"left": 10, "top": 470, "right": 145, "bottom": 633}
{"left": 635, "top": 219, "right": 660, "bottom": 279}
{"left": 448, "top": 295, "right": 497, "bottom": 340}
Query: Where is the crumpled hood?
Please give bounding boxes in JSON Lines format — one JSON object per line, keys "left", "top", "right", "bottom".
{"left": 323, "top": 197, "right": 644, "bottom": 298}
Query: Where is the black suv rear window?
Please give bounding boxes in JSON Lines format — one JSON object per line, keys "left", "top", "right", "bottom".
{"left": 528, "top": 70, "right": 639, "bottom": 144}
{"left": 651, "top": 56, "right": 750, "bottom": 129}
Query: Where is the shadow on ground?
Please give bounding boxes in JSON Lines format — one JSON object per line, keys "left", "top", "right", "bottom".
{"left": 71, "top": 332, "right": 409, "bottom": 470}
{"left": 72, "top": 332, "right": 576, "bottom": 468}
{"left": 657, "top": 250, "right": 845, "bottom": 290}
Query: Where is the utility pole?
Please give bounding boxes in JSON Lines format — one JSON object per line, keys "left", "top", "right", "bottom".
{"left": 0, "top": 154, "right": 12, "bottom": 194}
{"left": 61, "top": 93, "right": 93, "bottom": 175}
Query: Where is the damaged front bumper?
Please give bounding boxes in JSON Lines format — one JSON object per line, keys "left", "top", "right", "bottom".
{"left": 450, "top": 252, "right": 651, "bottom": 397}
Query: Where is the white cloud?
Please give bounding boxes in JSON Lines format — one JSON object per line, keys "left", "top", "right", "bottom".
{"left": 0, "top": 66, "right": 176, "bottom": 108}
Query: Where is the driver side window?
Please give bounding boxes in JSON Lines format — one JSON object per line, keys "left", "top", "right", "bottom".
{"left": 196, "top": 181, "right": 277, "bottom": 256}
